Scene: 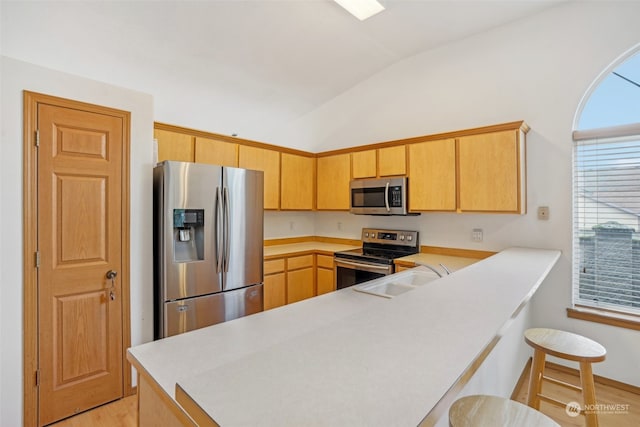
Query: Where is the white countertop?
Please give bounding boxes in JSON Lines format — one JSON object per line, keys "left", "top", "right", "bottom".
{"left": 128, "top": 247, "right": 560, "bottom": 427}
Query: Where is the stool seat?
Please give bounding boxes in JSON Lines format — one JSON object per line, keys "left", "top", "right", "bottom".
{"left": 524, "top": 328, "right": 606, "bottom": 362}
{"left": 449, "top": 395, "right": 560, "bottom": 427}
{"left": 525, "top": 328, "right": 606, "bottom": 427}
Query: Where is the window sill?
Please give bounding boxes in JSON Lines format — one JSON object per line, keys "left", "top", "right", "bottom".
{"left": 567, "top": 307, "right": 640, "bottom": 331}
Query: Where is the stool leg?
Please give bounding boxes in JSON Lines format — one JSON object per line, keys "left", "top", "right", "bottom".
{"left": 527, "top": 349, "right": 545, "bottom": 410}
{"left": 579, "top": 361, "right": 599, "bottom": 427}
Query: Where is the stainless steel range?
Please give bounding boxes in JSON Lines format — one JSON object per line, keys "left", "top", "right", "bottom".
{"left": 334, "top": 228, "right": 419, "bottom": 290}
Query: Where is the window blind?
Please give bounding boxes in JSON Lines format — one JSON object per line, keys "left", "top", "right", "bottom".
{"left": 573, "top": 134, "right": 640, "bottom": 315}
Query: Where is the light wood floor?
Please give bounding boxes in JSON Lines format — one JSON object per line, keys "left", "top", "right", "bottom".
{"left": 47, "top": 364, "right": 640, "bottom": 427}
{"left": 512, "top": 363, "right": 640, "bottom": 427}
{"left": 49, "top": 395, "right": 137, "bottom": 427}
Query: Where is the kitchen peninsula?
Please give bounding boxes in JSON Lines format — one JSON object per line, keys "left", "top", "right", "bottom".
{"left": 127, "top": 247, "right": 560, "bottom": 426}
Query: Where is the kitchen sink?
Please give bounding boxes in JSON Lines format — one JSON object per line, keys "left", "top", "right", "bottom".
{"left": 353, "top": 267, "right": 441, "bottom": 298}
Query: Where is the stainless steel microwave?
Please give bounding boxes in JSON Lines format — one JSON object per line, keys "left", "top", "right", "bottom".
{"left": 350, "top": 177, "right": 415, "bottom": 215}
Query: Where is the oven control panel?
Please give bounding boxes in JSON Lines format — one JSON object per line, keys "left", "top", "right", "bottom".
{"left": 361, "top": 228, "right": 419, "bottom": 247}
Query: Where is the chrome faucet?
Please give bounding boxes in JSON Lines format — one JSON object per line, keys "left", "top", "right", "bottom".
{"left": 439, "top": 263, "right": 452, "bottom": 275}
{"left": 414, "top": 262, "right": 443, "bottom": 277}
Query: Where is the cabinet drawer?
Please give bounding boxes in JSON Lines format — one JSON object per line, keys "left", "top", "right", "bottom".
{"left": 316, "top": 254, "right": 334, "bottom": 269}
{"left": 264, "top": 259, "right": 285, "bottom": 275}
{"left": 287, "top": 254, "right": 313, "bottom": 270}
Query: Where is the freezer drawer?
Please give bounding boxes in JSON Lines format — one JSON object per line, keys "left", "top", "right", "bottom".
{"left": 161, "top": 284, "right": 263, "bottom": 338}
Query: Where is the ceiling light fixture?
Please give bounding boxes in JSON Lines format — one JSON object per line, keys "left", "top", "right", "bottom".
{"left": 333, "top": 0, "right": 385, "bottom": 21}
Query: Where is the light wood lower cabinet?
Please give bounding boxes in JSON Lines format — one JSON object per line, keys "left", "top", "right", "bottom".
{"left": 264, "top": 259, "right": 286, "bottom": 310}
{"left": 264, "top": 273, "right": 286, "bottom": 310}
{"left": 286, "top": 255, "right": 314, "bottom": 304}
{"left": 263, "top": 252, "right": 339, "bottom": 310}
{"left": 287, "top": 268, "right": 314, "bottom": 304}
{"left": 316, "top": 254, "right": 335, "bottom": 295}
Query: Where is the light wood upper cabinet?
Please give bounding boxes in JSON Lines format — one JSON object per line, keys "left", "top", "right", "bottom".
{"left": 280, "top": 153, "right": 315, "bottom": 210}
{"left": 378, "top": 146, "right": 406, "bottom": 177}
{"left": 194, "top": 137, "right": 238, "bottom": 167}
{"left": 238, "top": 145, "right": 280, "bottom": 210}
{"left": 458, "top": 130, "right": 525, "bottom": 213}
{"left": 408, "top": 139, "right": 456, "bottom": 211}
{"left": 317, "top": 154, "right": 351, "bottom": 210}
{"left": 352, "top": 146, "right": 406, "bottom": 179}
{"left": 351, "top": 150, "right": 377, "bottom": 179}
{"left": 154, "top": 129, "right": 194, "bottom": 162}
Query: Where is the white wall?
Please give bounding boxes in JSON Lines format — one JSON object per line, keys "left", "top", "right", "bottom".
{"left": 272, "top": 1, "right": 640, "bottom": 386}
{"left": 0, "top": 56, "right": 155, "bottom": 426}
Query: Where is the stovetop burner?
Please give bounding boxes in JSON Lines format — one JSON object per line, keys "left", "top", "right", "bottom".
{"left": 334, "top": 228, "right": 419, "bottom": 265}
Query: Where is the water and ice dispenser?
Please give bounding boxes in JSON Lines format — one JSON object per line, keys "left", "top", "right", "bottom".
{"left": 173, "top": 209, "right": 205, "bottom": 262}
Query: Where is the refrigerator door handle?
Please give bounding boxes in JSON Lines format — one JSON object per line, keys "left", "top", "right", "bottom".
{"left": 223, "top": 187, "right": 231, "bottom": 273}
{"left": 215, "top": 186, "right": 223, "bottom": 273}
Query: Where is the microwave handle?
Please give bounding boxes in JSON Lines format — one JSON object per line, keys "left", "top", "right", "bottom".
{"left": 384, "top": 181, "right": 390, "bottom": 212}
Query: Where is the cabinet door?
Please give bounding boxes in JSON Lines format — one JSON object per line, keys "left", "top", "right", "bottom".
{"left": 458, "top": 130, "right": 523, "bottom": 213}
{"left": 264, "top": 273, "right": 286, "bottom": 310}
{"left": 378, "top": 146, "right": 406, "bottom": 177}
{"left": 351, "top": 150, "right": 377, "bottom": 179}
{"left": 280, "top": 153, "right": 314, "bottom": 210}
{"left": 316, "top": 268, "right": 335, "bottom": 296}
{"left": 286, "top": 268, "right": 314, "bottom": 304}
{"left": 154, "top": 129, "right": 194, "bottom": 162}
{"left": 238, "top": 145, "right": 280, "bottom": 210}
{"left": 194, "top": 137, "right": 238, "bottom": 167}
{"left": 408, "top": 139, "right": 456, "bottom": 211}
{"left": 317, "top": 154, "right": 351, "bottom": 210}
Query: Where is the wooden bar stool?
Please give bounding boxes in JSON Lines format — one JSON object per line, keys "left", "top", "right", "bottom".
{"left": 449, "top": 395, "right": 560, "bottom": 427}
{"left": 524, "top": 328, "right": 606, "bottom": 427}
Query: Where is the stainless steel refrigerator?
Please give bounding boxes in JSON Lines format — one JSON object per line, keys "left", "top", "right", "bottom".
{"left": 153, "top": 161, "right": 264, "bottom": 339}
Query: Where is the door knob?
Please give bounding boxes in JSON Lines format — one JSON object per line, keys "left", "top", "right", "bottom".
{"left": 106, "top": 270, "right": 117, "bottom": 301}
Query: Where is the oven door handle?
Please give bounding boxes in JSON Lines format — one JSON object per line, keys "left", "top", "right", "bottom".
{"left": 335, "top": 259, "right": 392, "bottom": 272}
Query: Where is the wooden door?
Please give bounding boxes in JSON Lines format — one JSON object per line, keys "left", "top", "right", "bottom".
{"left": 36, "top": 101, "right": 126, "bottom": 425}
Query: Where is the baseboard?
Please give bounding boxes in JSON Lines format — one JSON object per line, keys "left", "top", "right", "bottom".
{"left": 545, "top": 361, "right": 640, "bottom": 396}
{"left": 511, "top": 357, "right": 640, "bottom": 398}
{"left": 511, "top": 357, "right": 532, "bottom": 399}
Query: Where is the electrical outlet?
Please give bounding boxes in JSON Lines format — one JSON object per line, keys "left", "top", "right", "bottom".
{"left": 538, "top": 206, "right": 550, "bottom": 220}
{"left": 289, "top": 221, "right": 295, "bottom": 230}
{"left": 337, "top": 222, "right": 342, "bottom": 231}
{"left": 472, "top": 228, "right": 483, "bottom": 242}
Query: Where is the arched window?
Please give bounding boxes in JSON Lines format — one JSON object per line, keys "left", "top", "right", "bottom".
{"left": 573, "top": 48, "right": 640, "bottom": 316}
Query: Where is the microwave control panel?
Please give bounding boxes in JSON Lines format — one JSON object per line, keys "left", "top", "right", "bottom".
{"left": 389, "top": 186, "right": 403, "bottom": 207}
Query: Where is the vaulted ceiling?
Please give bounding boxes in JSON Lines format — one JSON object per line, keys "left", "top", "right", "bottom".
{"left": 1, "top": 0, "right": 564, "bottom": 141}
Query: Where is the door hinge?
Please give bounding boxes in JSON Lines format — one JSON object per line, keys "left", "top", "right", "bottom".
{"left": 35, "top": 369, "right": 39, "bottom": 386}
{"left": 35, "top": 251, "right": 40, "bottom": 268}
{"left": 35, "top": 129, "right": 40, "bottom": 147}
